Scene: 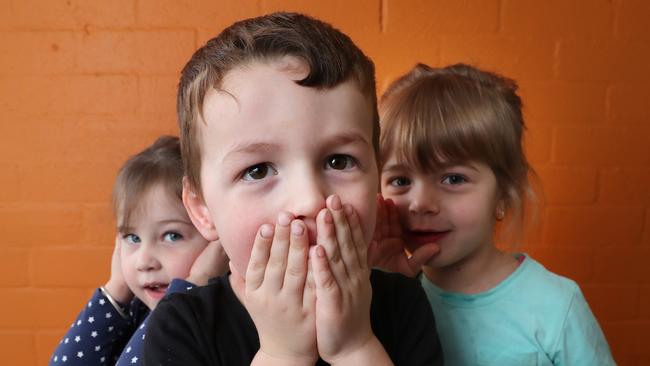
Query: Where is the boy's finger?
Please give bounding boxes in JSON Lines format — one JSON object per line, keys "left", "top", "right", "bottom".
{"left": 283, "top": 219, "right": 309, "bottom": 295}
{"left": 264, "top": 212, "right": 293, "bottom": 291}
{"left": 245, "top": 224, "right": 274, "bottom": 291}
{"left": 408, "top": 243, "right": 440, "bottom": 275}
{"left": 344, "top": 204, "right": 368, "bottom": 269}
{"left": 327, "top": 195, "right": 357, "bottom": 273}
{"left": 311, "top": 245, "right": 340, "bottom": 310}
{"left": 316, "top": 207, "right": 348, "bottom": 286}
{"left": 386, "top": 199, "right": 402, "bottom": 237}
{"left": 374, "top": 194, "right": 384, "bottom": 241}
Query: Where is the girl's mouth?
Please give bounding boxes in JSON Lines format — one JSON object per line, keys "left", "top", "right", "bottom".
{"left": 406, "top": 230, "right": 450, "bottom": 247}
{"left": 143, "top": 283, "right": 169, "bottom": 300}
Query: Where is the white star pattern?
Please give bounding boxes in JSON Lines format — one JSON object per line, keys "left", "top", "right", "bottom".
{"left": 100, "top": 356, "right": 105, "bottom": 362}
{"left": 95, "top": 345, "right": 101, "bottom": 351}
{"left": 62, "top": 355, "right": 67, "bottom": 362}
{"left": 99, "top": 298, "right": 106, "bottom": 305}
{"left": 131, "top": 356, "right": 138, "bottom": 363}
{"left": 64, "top": 338, "right": 69, "bottom": 344}
{"left": 76, "top": 319, "right": 82, "bottom": 326}
{"left": 74, "top": 335, "right": 81, "bottom": 342}
{"left": 88, "top": 316, "right": 95, "bottom": 323}
{"left": 108, "top": 326, "right": 114, "bottom": 332}
{"left": 88, "top": 301, "right": 93, "bottom": 307}
{"left": 126, "top": 346, "right": 132, "bottom": 353}
{"left": 91, "top": 330, "right": 98, "bottom": 338}
{"left": 77, "top": 351, "right": 84, "bottom": 358}
{"left": 105, "top": 312, "right": 112, "bottom": 319}
{"left": 54, "top": 355, "right": 58, "bottom": 362}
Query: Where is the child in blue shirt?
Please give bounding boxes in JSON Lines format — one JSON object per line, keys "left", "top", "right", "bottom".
{"left": 373, "top": 63, "right": 615, "bottom": 365}
{"left": 49, "top": 136, "right": 229, "bottom": 365}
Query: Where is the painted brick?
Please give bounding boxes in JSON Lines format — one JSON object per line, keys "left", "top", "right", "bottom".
{"left": 0, "top": 164, "right": 20, "bottom": 202}
{"left": 440, "top": 36, "right": 555, "bottom": 81}
{"left": 0, "top": 31, "right": 79, "bottom": 75}
{"left": 608, "top": 83, "right": 650, "bottom": 125}
{"left": 0, "top": 331, "right": 36, "bottom": 366}
{"left": 536, "top": 166, "right": 598, "bottom": 204}
{"left": 593, "top": 247, "right": 650, "bottom": 284}
{"left": 519, "top": 81, "right": 607, "bottom": 126}
{"left": 0, "top": 289, "right": 90, "bottom": 329}
{"left": 384, "top": 0, "right": 499, "bottom": 34}
{"left": 1, "top": 75, "right": 138, "bottom": 118}
{"left": 81, "top": 203, "right": 116, "bottom": 246}
{"left": 552, "top": 126, "right": 650, "bottom": 165}
{"left": 615, "top": 0, "right": 650, "bottom": 40}
{"left": 527, "top": 246, "right": 594, "bottom": 284}
{"left": 31, "top": 247, "right": 111, "bottom": 287}
{"left": 640, "top": 286, "right": 650, "bottom": 320}
{"left": 262, "top": 0, "right": 380, "bottom": 37}
{"left": 0, "top": 0, "right": 135, "bottom": 29}
{"left": 137, "top": 0, "right": 258, "bottom": 30}
{"left": 18, "top": 162, "right": 115, "bottom": 203}
{"left": 557, "top": 39, "right": 650, "bottom": 81}
{"left": 0, "top": 203, "right": 84, "bottom": 247}
{"left": 582, "top": 285, "right": 639, "bottom": 322}
{"left": 77, "top": 30, "right": 195, "bottom": 75}
{"left": 502, "top": 0, "right": 613, "bottom": 36}
{"left": 137, "top": 75, "right": 178, "bottom": 120}
{"left": 599, "top": 168, "right": 650, "bottom": 206}
{"left": 523, "top": 123, "right": 552, "bottom": 165}
{"left": 0, "top": 248, "right": 30, "bottom": 287}
{"left": 644, "top": 210, "right": 650, "bottom": 246}
{"left": 37, "top": 331, "right": 64, "bottom": 366}
{"left": 544, "top": 206, "right": 645, "bottom": 247}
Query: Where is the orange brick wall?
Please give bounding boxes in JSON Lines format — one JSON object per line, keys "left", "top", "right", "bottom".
{"left": 1, "top": 1, "right": 648, "bottom": 365}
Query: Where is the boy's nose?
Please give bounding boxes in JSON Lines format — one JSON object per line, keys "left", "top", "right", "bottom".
{"left": 287, "top": 172, "right": 327, "bottom": 222}
{"left": 135, "top": 244, "right": 161, "bottom": 272}
{"left": 408, "top": 185, "right": 440, "bottom": 216}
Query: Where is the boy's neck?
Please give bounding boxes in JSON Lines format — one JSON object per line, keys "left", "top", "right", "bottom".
{"left": 422, "top": 245, "right": 518, "bottom": 295}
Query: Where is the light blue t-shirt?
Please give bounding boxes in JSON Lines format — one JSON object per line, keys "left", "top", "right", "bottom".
{"left": 422, "top": 254, "right": 615, "bottom": 366}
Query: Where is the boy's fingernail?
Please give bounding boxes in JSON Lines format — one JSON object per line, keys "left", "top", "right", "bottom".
{"left": 278, "top": 212, "right": 292, "bottom": 226}
{"left": 291, "top": 221, "right": 304, "bottom": 236}
{"left": 260, "top": 224, "right": 274, "bottom": 238}
{"left": 317, "top": 245, "right": 325, "bottom": 258}
{"left": 330, "top": 195, "right": 342, "bottom": 210}
{"left": 324, "top": 209, "right": 333, "bottom": 224}
{"left": 343, "top": 204, "right": 353, "bottom": 217}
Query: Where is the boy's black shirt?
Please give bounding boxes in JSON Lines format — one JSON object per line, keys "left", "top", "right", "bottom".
{"left": 143, "top": 269, "right": 443, "bottom": 365}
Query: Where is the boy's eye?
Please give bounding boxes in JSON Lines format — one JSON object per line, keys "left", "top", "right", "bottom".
{"left": 124, "top": 234, "right": 141, "bottom": 244}
{"left": 163, "top": 231, "right": 183, "bottom": 242}
{"left": 441, "top": 174, "right": 467, "bottom": 185}
{"left": 242, "top": 163, "right": 277, "bottom": 181}
{"left": 389, "top": 177, "right": 411, "bottom": 187}
{"left": 325, "top": 154, "right": 357, "bottom": 170}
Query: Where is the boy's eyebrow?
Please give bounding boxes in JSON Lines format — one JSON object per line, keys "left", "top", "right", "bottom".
{"left": 222, "top": 141, "right": 279, "bottom": 162}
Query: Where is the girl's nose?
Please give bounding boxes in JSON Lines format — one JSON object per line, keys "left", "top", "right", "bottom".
{"left": 135, "top": 243, "right": 161, "bottom": 272}
{"left": 408, "top": 185, "right": 440, "bottom": 216}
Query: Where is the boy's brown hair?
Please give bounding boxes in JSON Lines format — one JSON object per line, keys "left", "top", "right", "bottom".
{"left": 112, "top": 136, "right": 183, "bottom": 231}
{"left": 380, "top": 63, "right": 535, "bottom": 242}
{"left": 177, "top": 12, "right": 378, "bottom": 199}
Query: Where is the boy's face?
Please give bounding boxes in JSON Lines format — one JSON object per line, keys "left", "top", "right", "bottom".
{"left": 120, "top": 183, "right": 208, "bottom": 309}
{"left": 187, "top": 57, "right": 378, "bottom": 277}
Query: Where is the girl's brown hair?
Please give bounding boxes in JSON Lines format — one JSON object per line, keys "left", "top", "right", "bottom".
{"left": 112, "top": 136, "right": 183, "bottom": 231}
{"left": 380, "top": 63, "right": 536, "bottom": 242}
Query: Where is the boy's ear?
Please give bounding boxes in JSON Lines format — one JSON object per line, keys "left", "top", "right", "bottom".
{"left": 182, "top": 177, "right": 219, "bottom": 241}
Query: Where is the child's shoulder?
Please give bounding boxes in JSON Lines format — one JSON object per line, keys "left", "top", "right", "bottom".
{"left": 515, "top": 255, "right": 582, "bottom": 306}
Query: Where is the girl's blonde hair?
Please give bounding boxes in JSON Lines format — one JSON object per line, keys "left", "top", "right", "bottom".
{"left": 380, "top": 63, "right": 536, "bottom": 243}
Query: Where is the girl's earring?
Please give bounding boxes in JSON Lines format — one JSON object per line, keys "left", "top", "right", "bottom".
{"left": 495, "top": 208, "right": 505, "bottom": 221}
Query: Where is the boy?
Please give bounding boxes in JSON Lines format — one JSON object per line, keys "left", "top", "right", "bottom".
{"left": 144, "top": 12, "right": 442, "bottom": 365}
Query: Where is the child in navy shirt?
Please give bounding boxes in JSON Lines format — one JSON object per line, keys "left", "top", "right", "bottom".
{"left": 49, "top": 136, "right": 229, "bottom": 365}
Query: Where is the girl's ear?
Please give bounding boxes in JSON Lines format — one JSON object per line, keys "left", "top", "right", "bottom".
{"left": 182, "top": 177, "right": 219, "bottom": 241}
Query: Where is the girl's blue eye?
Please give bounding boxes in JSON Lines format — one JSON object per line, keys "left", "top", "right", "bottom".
{"left": 242, "top": 163, "right": 277, "bottom": 181}
{"left": 163, "top": 231, "right": 183, "bottom": 242}
{"left": 389, "top": 177, "right": 411, "bottom": 187}
{"left": 124, "top": 234, "right": 141, "bottom": 244}
{"left": 325, "top": 154, "right": 357, "bottom": 170}
{"left": 441, "top": 174, "right": 467, "bottom": 185}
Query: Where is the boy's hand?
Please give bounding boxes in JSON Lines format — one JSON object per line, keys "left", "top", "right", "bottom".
{"left": 186, "top": 239, "right": 230, "bottom": 286}
{"left": 243, "top": 212, "right": 318, "bottom": 365}
{"left": 104, "top": 235, "right": 134, "bottom": 304}
{"left": 311, "top": 195, "right": 377, "bottom": 364}
{"left": 368, "top": 195, "right": 439, "bottom": 277}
